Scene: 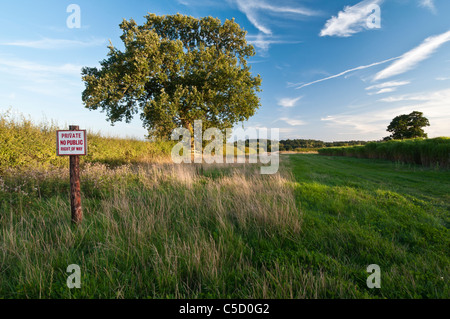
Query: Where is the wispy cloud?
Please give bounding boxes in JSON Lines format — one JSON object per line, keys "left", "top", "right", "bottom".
{"left": 365, "top": 80, "right": 410, "bottom": 90}
{"left": 321, "top": 113, "right": 384, "bottom": 135}
{"left": 233, "top": 0, "right": 318, "bottom": 35}
{"left": 366, "top": 80, "right": 410, "bottom": 94}
{"left": 1, "top": 37, "right": 106, "bottom": 49}
{"left": 379, "top": 88, "right": 450, "bottom": 136}
{"left": 378, "top": 89, "right": 450, "bottom": 103}
{"left": 278, "top": 96, "right": 302, "bottom": 108}
{"left": 419, "top": 0, "right": 436, "bottom": 13}
{"left": 247, "top": 34, "right": 301, "bottom": 54}
{"left": 0, "top": 56, "right": 82, "bottom": 97}
{"left": 0, "top": 57, "right": 82, "bottom": 76}
{"left": 436, "top": 76, "right": 450, "bottom": 81}
{"left": 369, "top": 87, "right": 398, "bottom": 95}
{"left": 279, "top": 117, "right": 306, "bottom": 126}
{"left": 294, "top": 56, "right": 399, "bottom": 90}
{"left": 322, "top": 88, "right": 450, "bottom": 138}
{"left": 320, "top": 0, "right": 383, "bottom": 37}
{"left": 374, "top": 30, "right": 450, "bottom": 81}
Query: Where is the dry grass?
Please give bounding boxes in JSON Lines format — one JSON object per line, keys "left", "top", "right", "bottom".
{"left": 0, "top": 158, "right": 306, "bottom": 298}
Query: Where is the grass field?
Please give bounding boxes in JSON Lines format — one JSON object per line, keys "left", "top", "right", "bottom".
{"left": 1, "top": 153, "right": 448, "bottom": 299}
{"left": 288, "top": 154, "right": 449, "bottom": 298}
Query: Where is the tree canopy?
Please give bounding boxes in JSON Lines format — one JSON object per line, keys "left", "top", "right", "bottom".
{"left": 385, "top": 111, "right": 430, "bottom": 140}
{"left": 81, "top": 13, "right": 262, "bottom": 139}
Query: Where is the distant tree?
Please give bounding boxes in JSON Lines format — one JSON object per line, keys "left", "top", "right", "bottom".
{"left": 385, "top": 111, "right": 430, "bottom": 140}
{"left": 81, "top": 13, "right": 262, "bottom": 140}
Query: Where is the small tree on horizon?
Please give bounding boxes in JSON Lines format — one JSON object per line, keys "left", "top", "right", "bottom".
{"left": 81, "top": 13, "right": 262, "bottom": 140}
{"left": 384, "top": 111, "right": 430, "bottom": 140}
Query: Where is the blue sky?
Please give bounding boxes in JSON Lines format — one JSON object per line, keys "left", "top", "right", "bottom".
{"left": 0, "top": 0, "right": 449, "bottom": 141}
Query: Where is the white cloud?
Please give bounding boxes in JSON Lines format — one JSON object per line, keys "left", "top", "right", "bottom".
{"left": 378, "top": 89, "right": 450, "bottom": 103}
{"left": 247, "top": 34, "right": 301, "bottom": 54}
{"left": 0, "top": 57, "right": 82, "bottom": 76}
{"left": 250, "top": 2, "right": 317, "bottom": 16}
{"left": 419, "top": 0, "right": 436, "bottom": 13}
{"left": 1, "top": 37, "right": 106, "bottom": 49}
{"left": 234, "top": 0, "right": 318, "bottom": 35}
{"left": 365, "top": 81, "right": 410, "bottom": 90}
{"left": 278, "top": 127, "right": 297, "bottom": 133}
{"left": 279, "top": 117, "right": 306, "bottom": 126}
{"left": 278, "top": 96, "right": 302, "bottom": 108}
{"left": 436, "top": 76, "right": 450, "bottom": 81}
{"left": 366, "top": 80, "right": 410, "bottom": 95}
{"left": 374, "top": 30, "right": 450, "bottom": 81}
{"left": 380, "top": 88, "right": 450, "bottom": 137}
{"left": 372, "top": 87, "right": 398, "bottom": 95}
{"left": 322, "top": 88, "right": 450, "bottom": 138}
{"left": 320, "top": 0, "right": 383, "bottom": 37}
{"left": 295, "top": 56, "right": 399, "bottom": 90}
{"left": 0, "top": 60, "right": 81, "bottom": 77}
{"left": 0, "top": 57, "right": 83, "bottom": 98}
{"left": 321, "top": 113, "right": 383, "bottom": 135}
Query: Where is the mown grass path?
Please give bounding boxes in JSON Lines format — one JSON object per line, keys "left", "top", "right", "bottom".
{"left": 286, "top": 154, "right": 449, "bottom": 298}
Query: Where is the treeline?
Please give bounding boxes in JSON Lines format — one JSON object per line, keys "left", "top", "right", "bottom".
{"left": 234, "top": 139, "right": 368, "bottom": 152}
{"left": 279, "top": 139, "right": 367, "bottom": 151}
{"left": 318, "top": 138, "right": 450, "bottom": 168}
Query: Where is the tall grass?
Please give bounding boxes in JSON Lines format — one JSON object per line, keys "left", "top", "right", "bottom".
{"left": 0, "top": 110, "right": 174, "bottom": 172}
{"left": 318, "top": 138, "right": 450, "bottom": 168}
{"left": 0, "top": 161, "right": 304, "bottom": 298}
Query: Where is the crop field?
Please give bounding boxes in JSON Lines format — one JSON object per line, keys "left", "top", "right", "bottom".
{"left": 318, "top": 138, "right": 450, "bottom": 168}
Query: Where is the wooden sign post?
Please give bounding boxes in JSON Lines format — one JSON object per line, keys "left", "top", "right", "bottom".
{"left": 57, "top": 126, "right": 87, "bottom": 225}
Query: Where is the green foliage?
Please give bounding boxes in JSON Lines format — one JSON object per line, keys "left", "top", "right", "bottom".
{"left": 386, "top": 111, "right": 430, "bottom": 140}
{"left": 279, "top": 139, "right": 367, "bottom": 151}
{"left": 82, "top": 13, "right": 262, "bottom": 139}
{"left": 0, "top": 111, "right": 173, "bottom": 172}
{"left": 318, "top": 138, "right": 450, "bottom": 168}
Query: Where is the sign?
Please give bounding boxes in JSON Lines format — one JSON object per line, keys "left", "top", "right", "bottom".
{"left": 57, "top": 130, "right": 87, "bottom": 156}
{"left": 57, "top": 126, "right": 86, "bottom": 225}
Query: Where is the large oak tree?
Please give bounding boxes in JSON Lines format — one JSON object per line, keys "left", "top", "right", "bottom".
{"left": 81, "top": 13, "right": 262, "bottom": 139}
{"left": 385, "top": 111, "right": 430, "bottom": 140}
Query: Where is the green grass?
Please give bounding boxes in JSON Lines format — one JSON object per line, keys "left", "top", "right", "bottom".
{"left": 287, "top": 154, "right": 449, "bottom": 298}
{"left": 1, "top": 153, "right": 448, "bottom": 299}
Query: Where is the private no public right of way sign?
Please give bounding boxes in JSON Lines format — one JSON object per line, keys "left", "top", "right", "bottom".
{"left": 56, "top": 125, "right": 87, "bottom": 225}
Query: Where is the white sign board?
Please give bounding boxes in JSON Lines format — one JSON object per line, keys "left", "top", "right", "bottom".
{"left": 57, "top": 130, "right": 87, "bottom": 156}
